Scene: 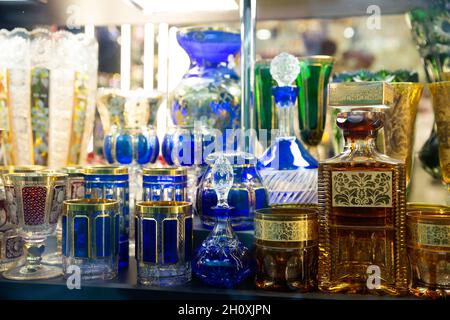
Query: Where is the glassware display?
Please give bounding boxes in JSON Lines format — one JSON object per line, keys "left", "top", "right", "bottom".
{"left": 0, "top": 28, "right": 98, "bottom": 166}
{"left": 135, "top": 201, "right": 193, "bottom": 286}
{"left": 296, "top": 56, "right": 334, "bottom": 159}
{"left": 407, "top": 2, "right": 449, "bottom": 181}
{"left": 257, "top": 52, "right": 318, "bottom": 205}
{"left": 162, "top": 124, "right": 218, "bottom": 202}
{"left": 407, "top": 204, "right": 450, "bottom": 298}
{"left": 62, "top": 199, "right": 120, "bottom": 280}
{"left": 255, "top": 206, "right": 318, "bottom": 292}
{"left": 429, "top": 81, "right": 450, "bottom": 198}
{"left": 84, "top": 165, "right": 129, "bottom": 268}
{"left": 3, "top": 172, "right": 67, "bottom": 280}
{"left": 197, "top": 151, "right": 268, "bottom": 231}
{"left": 318, "top": 82, "right": 408, "bottom": 295}
{"left": 169, "top": 27, "right": 241, "bottom": 133}
{"left": 193, "top": 155, "right": 252, "bottom": 288}
{"left": 331, "top": 71, "right": 423, "bottom": 187}
{"left": 142, "top": 167, "right": 188, "bottom": 202}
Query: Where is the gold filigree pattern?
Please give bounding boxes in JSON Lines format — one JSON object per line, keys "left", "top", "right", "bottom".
{"left": 254, "top": 218, "right": 317, "bottom": 242}
{"left": 332, "top": 171, "right": 393, "bottom": 207}
{"left": 409, "top": 222, "right": 450, "bottom": 247}
{"left": 429, "top": 81, "right": 450, "bottom": 185}
{"left": 383, "top": 83, "right": 423, "bottom": 185}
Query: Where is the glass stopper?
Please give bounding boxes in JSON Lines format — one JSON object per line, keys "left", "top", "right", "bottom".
{"left": 270, "top": 52, "right": 300, "bottom": 87}
{"left": 211, "top": 154, "right": 233, "bottom": 209}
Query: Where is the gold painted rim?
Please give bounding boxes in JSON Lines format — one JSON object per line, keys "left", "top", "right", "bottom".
{"left": 83, "top": 165, "right": 128, "bottom": 175}
{"left": 428, "top": 81, "right": 450, "bottom": 88}
{"left": 4, "top": 172, "right": 67, "bottom": 183}
{"left": 64, "top": 199, "right": 119, "bottom": 212}
{"left": 390, "top": 82, "right": 424, "bottom": 86}
{"left": 407, "top": 203, "right": 450, "bottom": 220}
{"left": 299, "top": 55, "right": 335, "bottom": 63}
{"left": 143, "top": 167, "right": 187, "bottom": 176}
{"left": 177, "top": 26, "right": 239, "bottom": 35}
{"left": 136, "top": 201, "right": 192, "bottom": 215}
{"left": 0, "top": 165, "right": 45, "bottom": 175}
{"left": 256, "top": 205, "right": 318, "bottom": 221}
{"left": 62, "top": 166, "right": 85, "bottom": 176}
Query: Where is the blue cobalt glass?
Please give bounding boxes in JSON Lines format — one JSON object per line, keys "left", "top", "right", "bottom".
{"left": 84, "top": 166, "right": 130, "bottom": 269}
{"left": 162, "top": 125, "right": 218, "bottom": 202}
{"left": 169, "top": 27, "right": 241, "bottom": 133}
{"left": 62, "top": 199, "right": 119, "bottom": 280}
{"left": 104, "top": 125, "right": 159, "bottom": 165}
{"left": 161, "top": 125, "right": 217, "bottom": 167}
{"left": 258, "top": 53, "right": 318, "bottom": 205}
{"left": 193, "top": 155, "right": 251, "bottom": 288}
{"left": 135, "top": 201, "right": 193, "bottom": 286}
{"left": 142, "top": 167, "right": 188, "bottom": 202}
{"left": 197, "top": 152, "right": 268, "bottom": 231}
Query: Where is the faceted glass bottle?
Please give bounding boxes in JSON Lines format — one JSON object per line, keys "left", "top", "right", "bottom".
{"left": 258, "top": 53, "right": 318, "bottom": 205}
{"left": 318, "top": 82, "right": 408, "bottom": 295}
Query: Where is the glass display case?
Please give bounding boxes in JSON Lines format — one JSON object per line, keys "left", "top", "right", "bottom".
{"left": 0, "top": 0, "right": 447, "bottom": 304}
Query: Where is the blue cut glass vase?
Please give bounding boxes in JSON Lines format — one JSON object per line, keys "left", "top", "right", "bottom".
{"left": 257, "top": 86, "right": 318, "bottom": 205}
{"left": 169, "top": 27, "right": 241, "bottom": 133}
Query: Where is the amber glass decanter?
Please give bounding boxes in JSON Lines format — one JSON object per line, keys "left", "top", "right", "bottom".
{"left": 318, "top": 82, "right": 408, "bottom": 295}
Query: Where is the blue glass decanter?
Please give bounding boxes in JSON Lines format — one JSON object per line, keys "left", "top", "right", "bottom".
{"left": 192, "top": 154, "right": 252, "bottom": 288}
{"left": 257, "top": 52, "right": 318, "bottom": 205}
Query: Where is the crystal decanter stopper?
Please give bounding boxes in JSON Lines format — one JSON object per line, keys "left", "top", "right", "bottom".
{"left": 192, "top": 154, "right": 252, "bottom": 288}
{"left": 257, "top": 52, "right": 318, "bottom": 205}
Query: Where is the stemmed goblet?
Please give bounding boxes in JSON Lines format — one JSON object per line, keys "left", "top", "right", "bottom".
{"left": 3, "top": 172, "right": 67, "bottom": 280}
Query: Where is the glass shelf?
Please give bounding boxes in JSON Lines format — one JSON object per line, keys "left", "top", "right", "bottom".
{"left": 0, "top": 222, "right": 420, "bottom": 300}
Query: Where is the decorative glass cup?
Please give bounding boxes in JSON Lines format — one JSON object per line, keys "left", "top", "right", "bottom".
{"left": 42, "top": 166, "right": 86, "bottom": 266}
{"left": 296, "top": 55, "right": 334, "bottom": 159}
{"left": 62, "top": 166, "right": 85, "bottom": 200}
{"left": 407, "top": 204, "right": 450, "bottom": 298}
{"left": 84, "top": 165, "right": 129, "bottom": 268}
{"left": 0, "top": 166, "right": 44, "bottom": 270}
{"left": 255, "top": 206, "right": 318, "bottom": 292}
{"left": 162, "top": 124, "right": 218, "bottom": 202}
{"left": 429, "top": 81, "right": 450, "bottom": 198}
{"left": 3, "top": 172, "right": 67, "bottom": 280}
{"left": 62, "top": 199, "right": 120, "bottom": 280}
{"left": 142, "top": 167, "right": 188, "bottom": 202}
{"left": 103, "top": 125, "right": 160, "bottom": 166}
{"left": 254, "top": 59, "right": 276, "bottom": 146}
{"left": 0, "top": 225, "right": 23, "bottom": 272}
{"left": 135, "top": 201, "right": 193, "bottom": 286}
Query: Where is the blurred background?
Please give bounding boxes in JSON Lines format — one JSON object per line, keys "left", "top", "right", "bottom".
{"left": 0, "top": 0, "right": 447, "bottom": 203}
